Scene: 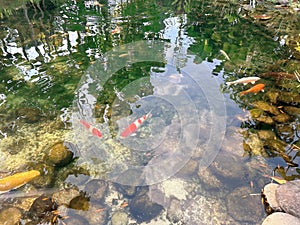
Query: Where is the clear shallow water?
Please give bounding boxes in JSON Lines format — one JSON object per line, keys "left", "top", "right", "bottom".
{"left": 0, "top": 0, "right": 299, "bottom": 224}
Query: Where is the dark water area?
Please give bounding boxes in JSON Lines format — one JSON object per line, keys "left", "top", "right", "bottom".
{"left": 0, "top": 0, "right": 299, "bottom": 224}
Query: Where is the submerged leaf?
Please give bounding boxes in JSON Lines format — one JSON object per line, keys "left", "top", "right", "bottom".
{"left": 270, "top": 176, "right": 287, "bottom": 184}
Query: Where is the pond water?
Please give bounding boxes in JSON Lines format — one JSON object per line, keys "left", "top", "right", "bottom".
{"left": 0, "top": 0, "right": 299, "bottom": 224}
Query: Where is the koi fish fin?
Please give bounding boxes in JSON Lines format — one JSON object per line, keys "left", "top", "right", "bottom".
{"left": 251, "top": 81, "right": 255, "bottom": 84}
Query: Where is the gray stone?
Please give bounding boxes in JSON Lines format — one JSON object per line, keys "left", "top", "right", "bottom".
{"left": 197, "top": 167, "right": 223, "bottom": 190}
{"left": 166, "top": 197, "right": 183, "bottom": 223}
{"left": 276, "top": 180, "right": 300, "bottom": 218}
{"left": 129, "top": 189, "right": 164, "bottom": 223}
{"left": 84, "top": 179, "right": 108, "bottom": 203}
{"left": 78, "top": 201, "right": 107, "bottom": 225}
{"left": 176, "top": 159, "right": 198, "bottom": 178}
{"left": 111, "top": 211, "right": 128, "bottom": 225}
{"left": 210, "top": 152, "right": 246, "bottom": 185}
{"left": 263, "top": 183, "right": 281, "bottom": 211}
{"left": 225, "top": 186, "right": 263, "bottom": 223}
{"left": 262, "top": 212, "right": 300, "bottom": 225}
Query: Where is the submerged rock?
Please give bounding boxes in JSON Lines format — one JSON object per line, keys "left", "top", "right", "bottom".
{"left": 249, "top": 109, "right": 274, "bottom": 125}
{"left": 257, "top": 130, "right": 276, "bottom": 140}
{"left": 0, "top": 207, "right": 22, "bottom": 224}
{"left": 210, "top": 152, "right": 246, "bottom": 185}
{"left": 266, "top": 90, "right": 280, "bottom": 104}
{"left": 225, "top": 186, "right": 263, "bottom": 223}
{"left": 84, "top": 179, "right": 108, "bottom": 203}
{"left": 252, "top": 101, "right": 280, "bottom": 115}
{"left": 114, "top": 169, "right": 144, "bottom": 197}
{"left": 278, "top": 91, "right": 300, "bottom": 104}
{"left": 197, "top": 167, "right": 223, "bottom": 190}
{"left": 176, "top": 159, "right": 198, "bottom": 178}
{"left": 46, "top": 141, "right": 75, "bottom": 167}
{"left": 129, "top": 189, "right": 164, "bottom": 223}
{"left": 265, "top": 139, "right": 287, "bottom": 154}
{"left": 29, "top": 163, "right": 55, "bottom": 188}
{"left": 76, "top": 201, "right": 107, "bottom": 225}
{"left": 273, "top": 113, "right": 291, "bottom": 123}
{"left": 69, "top": 195, "right": 90, "bottom": 211}
{"left": 111, "top": 211, "right": 129, "bottom": 225}
{"left": 276, "top": 180, "right": 300, "bottom": 218}
{"left": 61, "top": 213, "right": 90, "bottom": 225}
{"left": 262, "top": 212, "right": 300, "bottom": 225}
{"left": 16, "top": 107, "right": 41, "bottom": 123}
{"left": 166, "top": 197, "right": 183, "bottom": 223}
{"left": 52, "top": 188, "right": 80, "bottom": 206}
{"left": 284, "top": 106, "right": 300, "bottom": 117}
{"left": 243, "top": 132, "right": 266, "bottom": 156}
{"left": 28, "top": 195, "right": 58, "bottom": 221}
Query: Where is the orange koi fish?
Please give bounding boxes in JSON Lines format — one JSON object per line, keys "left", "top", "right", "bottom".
{"left": 120, "top": 112, "right": 152, "bottom": 138}
{"left": 0, "top": 170, "right": 40, "bottom": 194}
{"left": 80, "top": 120, "right": 102, "bottom": 138}
{"left": 240, "top": 83, "right": 265, "bottom": 96}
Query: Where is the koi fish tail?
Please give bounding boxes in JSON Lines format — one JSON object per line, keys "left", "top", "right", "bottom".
{"left": 146, "top": 111, "right": 152, "bottom": 119}
{"left": 239, "top": 91, "right": 247, "bottom": 96}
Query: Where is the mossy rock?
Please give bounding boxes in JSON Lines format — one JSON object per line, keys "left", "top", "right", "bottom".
{"left": 46, "top": 141, "right": 75, "bottom": 167}
{"left": 257, "top": 130, "right": 276, "bottom": 140}
{"left": 265, "top": 139, "right": 287, "bottom": 154}
{"left": 278, "top": 91, "right": 300, "bottom": 104}
{"left": 266, "top": 90, "right": 280, "bottom": 104}
{"left": 252, "top": 101, "right": 280, "bottom": 115}
{"left": 16, "top": 107, "right": 42, "bottom": 123}
{"left": 283, "top": 106, "right": 300, "bottom": 117}
{"left": 273, "top": 113, "right": 291, "bottom": 123}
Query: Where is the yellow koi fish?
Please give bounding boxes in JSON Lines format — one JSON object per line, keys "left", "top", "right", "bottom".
{"left": 0, "top": 170, "right": 40, "bottom": 194}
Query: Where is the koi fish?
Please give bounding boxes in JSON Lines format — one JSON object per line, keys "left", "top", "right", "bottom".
{"left": 111, "top": 26, "right": 121, "bottom": 35}
{"left": 259, "top": 72, "right": 298, "bottom": 80}
{"left": 0, "top": 170, "right": 40, "bottom": 194}
{"left": 220, "top": 50, "right": 230, "bottom": 60}
{"left": 239, "top": 83, "right": 265, "bottom": 96}
{"left": 80, "top": 120, "right": 102, "bottom": 138}
{"left": 226, "top": 76, "right": 261, "bottom": 86}
{"left": 120, "top": 112, "right": 152, "bottom": 138}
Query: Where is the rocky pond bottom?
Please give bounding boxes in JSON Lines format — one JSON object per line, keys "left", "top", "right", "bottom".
{"left": 0, "top": 115, "right": 271, "bottom": 225}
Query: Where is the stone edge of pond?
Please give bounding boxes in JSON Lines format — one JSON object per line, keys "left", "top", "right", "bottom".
{"left": 262, "top": 180, "right": 300, "bottom": 225}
